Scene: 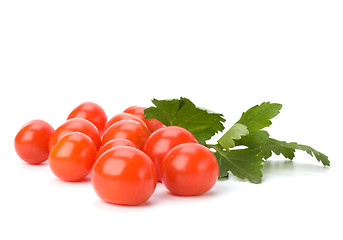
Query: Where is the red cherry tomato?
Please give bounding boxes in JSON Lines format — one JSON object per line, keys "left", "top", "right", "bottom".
{"left": 49, "top": 132, "right": 97, "bottom": 182}
{"left": 123, "top": 106, "right": 164, "bottom": 133}
{"left": 161, "top": 143, "right": 219, "bottom": 196}
{"left": 144, "top": 118, "right": 165, "bottom": 133}
{"left": 92, "top": 146, "right": 157, "bottom": 206}
{"left": 96, "top": 139, "right": 136, "bottom": 160}
{"left": 14, "top": 120, "right": 54, "bottom": 165}
{"left": 102, "top": 120, "right": 151, "bottom": 150}
{"left": 143, "top": 126, "right": 198, "bottom": 181}
{"left": 49, "top": 118, "right": 101, "bottom": 151}
{"left": 67, "top": 102, "right": 107, "bottom": 135}
{"left": 104, "top": 113, "right": 147, "bottom": 132}
{"left": 123, "top": 106, "right": 146, "bottom": 117}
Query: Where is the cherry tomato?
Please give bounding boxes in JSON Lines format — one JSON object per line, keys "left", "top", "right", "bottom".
{"left": 67, "top": 102, "right": 107, "bottom": 135}
{"left": 144, "top": 118, "right": 165, "bottom": 133}
{"left": 96, "top": 139, "right": 136, "bottom": 160}
{"left": 49, "top": 118, "right": 101, "bottom": 151}
{"left": 104, "top": 113, "right": 147, "bottom": 132}
{"left": 49, "top": 132, "right": 97, "bottom": 182}
{"left": 14, "top": 120, "right": 54, "bottom": 165}
{"left": 123, "top": 106, "right": 146, "bottom": 117}
{"left": 143, "top": 126, "right": 198, "bottom": 181}
{"left": 92, "top": 146, "right": 157, "bottom": 206}
{"left": 123, "top": 106, "right": 164, "bottom": 133}
{"left": 102, "top": 120, "right": 151, "bottom": 150}
{"left": 161, "top": 143, "right": 219, "bottom": 196}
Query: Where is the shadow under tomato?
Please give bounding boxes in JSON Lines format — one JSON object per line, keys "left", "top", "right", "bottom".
{"left": 148, "top": 181, "right": 223, "bottom": 205}
{"left": 20, "top": 160, "right": 49, "bottom": 168}
{"left": 49, "top": 174, "right": 92, "bottom": 186}
{"left": 164, "top": 187, "right": 220, "bottom": 199}
{"left": 93, "top": 180, "right": 222, "bottom": 210}
{"left": 93, "top": 183, "right": 169, "bottom": 210}
{"left": 93, "top": 196, "right": 155, "bottom": 210}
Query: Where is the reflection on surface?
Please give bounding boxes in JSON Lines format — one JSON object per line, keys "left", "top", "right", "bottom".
{"left": 262, "top": 159, "right": 329, "bottom": 180}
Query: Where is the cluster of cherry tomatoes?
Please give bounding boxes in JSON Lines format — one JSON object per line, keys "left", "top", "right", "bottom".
{"left": 14, "top": 102, "right": 219, "bottom": 206}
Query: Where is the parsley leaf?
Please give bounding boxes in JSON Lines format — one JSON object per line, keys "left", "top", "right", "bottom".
{"left": 218, "top": 123, "right": 249, "bottom": 149}
{"left": 218, "top": 102, "right": 282, "bottom": 150}
{"left": 261, "top": 138, "right": 330, "bottom": 166}
{"left": 237, "top": 102, "right": 282, "bottom": 132}
{"left": 144, "top": 97, "right": 225, "bottom": 144}
{"left": 213, "top": 146, "right": 263, "bottom": 184}
{"left": 215, "top": 100, "right": 329, "bottom": 183}
{"left": 143, "top": 98, "right": 181, "bottom": 126}
{"left": 235, "top": 130, "right": 270, "bottom": 149}
{"left": 260, "top": 138, "right": 296, "bottom": 160}
{"left": 145, "top": 97, "right": 330, "bottom": 184}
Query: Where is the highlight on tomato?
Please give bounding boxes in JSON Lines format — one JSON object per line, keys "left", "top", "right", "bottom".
{"left": 161, "top": 143, "right": 219, "bottom": 196}
{"left": 123, "top": 106, "right": 164, "bottom": 133}
{"left": 123, "top": 106, "right": 146, "bottom": 117}
{"left": 92, "top": 146, "right": 157, "bottom": 206}
{"left": 49, "top": 118, "right": 101, "bottom": 151}
{"left": 95, "top": 139, "right": 136, "bottom": 160}
{"left": 67, "top": 102, "right": 107, "bottom": 135}
{"left": 104, "top": 113, "right": 147, "bottom": 132}
{"left": 102, "top": 120, "right": 151, "bottom": 150}
{"left": 14, "top": 120, "right": 54, "bottom": 165}
{"left": 49, "top": 132, "right": 97, "bottom": 182}
{"left": 143, "top": 126, "right": 198, "bottom": 181}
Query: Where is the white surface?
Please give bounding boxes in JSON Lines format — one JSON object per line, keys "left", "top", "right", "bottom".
{"left": 0, "top": 1, "right": 342, "bottom": 239}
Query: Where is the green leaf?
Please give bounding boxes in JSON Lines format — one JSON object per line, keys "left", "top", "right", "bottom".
{"left": 235, "top": 130, "right": 270, "bottom": 149}
{"left": 261, "top": 138, "right": 330, "bottom": 166}
{"left": 218, "top": 123, "right": 249, "bottom": 149}
{"left": 237, "top": 102, "right": 282, "bottom": 132}
{"left": 144, "top": 98, "right": 181, "bottom": 126}
{"left": 145, "top": 98, "right": 330, "bottom": 185}
{"left": 260, "top": 138, "right": 296, "bottom": 160}
{"left": 144, "top": 97, "right": 225, "bottom": 144}
{"left": 213, "top": 146, "right": 264, "bottom": 184}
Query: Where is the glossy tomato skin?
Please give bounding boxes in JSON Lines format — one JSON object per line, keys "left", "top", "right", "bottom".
{"left": 49, "top": 118, "right": 101, "bottom": 151}
{"left": 161, "top": 143, "right": 219, "bottom": 196}
{"left": 95, "top": 139, "right": 136, "bottom": 160}
{"left": 123, "top": 106, "right": 146, "bottom": 117}
{"left": 14, "top": 120, "right": 54, "bottom": 165}
{"left": 67, "top": 102, "right": 107, "bottom": 135}
{"left": 104, "top": 113, "right": 147, "bottom": 132}
{"left": 49, "top": 132, "right": 97, "bottom": 182}
{"left": 92, "top": 146, "right": 157, "bottom": 206}
{"left": 123, "top": 106, "right": 164, "bottom": 133}
{"left": 144, "top": 118, "right": 165, "bottom": 133}
{"left": 143, "top": 126, "right": 198, "bottom": 181}
{"left": 101, "top": 120, "right": 150, "bottom": 150}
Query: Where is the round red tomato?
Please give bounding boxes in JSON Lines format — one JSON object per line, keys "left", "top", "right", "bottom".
{"left": 161, "top": 143, "right": 219, "bottom": 196}
{"left": 95, "top": 139, "right": 136, "bottom": 160}
{"left": 49, "top": 132, "right": 97, "bottom": 182}
{"left": 102, "top": 120, "right": 150, "bottom": 150}
{"left": 15, "top": 120, "right": 54, "bottom": 165}
{"left": 92, "top": 146, "right": 157, "bottom": 206}
{"left": 67, "top": 102, "right": 107, "bottom": 135}
{"left": 49, "top": 118, "right": 101, "bottom": 151}
{"left": 104, "top": 113, "right": 147, "bottom": 132}
{"left": 144, "top": 118, "right": 165, "bottom": 133}
{"left": 123, "top": 106, "right": 146, "bottom": 117}
{"left": 143, "top": 126, "right": 198, "bottom": 181}
{"left": 123, "top": 106, "right": 164, "bottom": 133}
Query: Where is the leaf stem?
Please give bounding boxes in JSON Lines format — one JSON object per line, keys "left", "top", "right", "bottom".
{"left": 204, "top": 143, "right": 220, "bottom": 150}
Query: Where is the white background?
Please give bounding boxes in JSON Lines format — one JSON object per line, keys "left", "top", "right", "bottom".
{"left": 1, "top": 1, "right": 342, "bottom": 239}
